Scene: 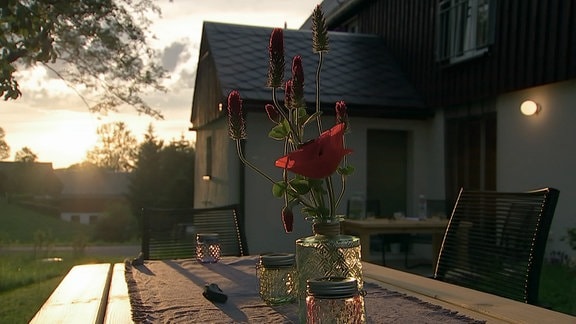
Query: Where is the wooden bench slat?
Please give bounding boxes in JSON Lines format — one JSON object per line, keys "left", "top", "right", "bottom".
{"left": 104, "top": 263, "right": 133, "bottom": 324}
{"left": 30, "top": 263, "right": 112, "bottom": 324}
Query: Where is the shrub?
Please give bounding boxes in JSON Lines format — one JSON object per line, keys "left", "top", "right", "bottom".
{"left": 93, "top": 203, "right": 136, "bottom": 242}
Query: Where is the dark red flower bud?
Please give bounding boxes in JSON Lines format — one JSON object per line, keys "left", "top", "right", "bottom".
{"left": 267, "top": 28, "right": 285, "bottom": 88}
{"left": 227, "top": 90, "right": 246, "bottom": 140}
{"left": 335, "top": 100, "right": 349, "bottom": 132}
{"left": 265, "top": 104, "right": 281, "bottom": 123}
{"left": 281, "top": 206, "right": 294, "bottom": 233}
{"left": 291, "top": 56, "right": 304, "bottom": 108}
{"left": 284, "top": 79, "right": 293, "bottom": 109}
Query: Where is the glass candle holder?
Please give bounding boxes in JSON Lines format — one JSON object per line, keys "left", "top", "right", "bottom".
{"left": 306, "top": 277, "right": 365, "bottom": 324}
{"left": 256, "top": 253, "right": 296, "bottom": 305}
{"left": 196, "top": 233, "right": 221, "bottom": 263}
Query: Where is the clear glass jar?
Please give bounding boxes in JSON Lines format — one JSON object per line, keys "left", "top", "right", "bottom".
{"left": 256, "top": 253, "right": 296, "bottom": 305}
{"left": 296, "top": 220, "right": 363, "bottom": 321}
{"left": 196, "top": 233, "right": 220, "bottom": 263}
{"left": 306, "top": 277, "right": 365, "bottom": 324}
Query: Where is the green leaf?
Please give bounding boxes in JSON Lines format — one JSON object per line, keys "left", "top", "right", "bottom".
{"left": 268, "top": 122, "right": 289, "bottom": 140}
{"left": 338, "top": 165, "right": 355, "bottom": 176}
{"left": 272, "top": 181, "right": 287, "bottom": 197}
{"left": 290, "top": 178, "right": 310, "bottom": 195}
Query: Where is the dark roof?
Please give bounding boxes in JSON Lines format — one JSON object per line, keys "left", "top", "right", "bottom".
{"left": 55, "top": 168, "right": 129, "bottom": 198}
{"left": 200, "top": 21, "right": 428, "bottom": 118}
{"left": 0, "top": 161, "right": 62, "bottom": 195}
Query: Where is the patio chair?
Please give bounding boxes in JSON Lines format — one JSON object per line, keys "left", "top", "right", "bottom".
{"left": 141, "top": 204, "right": 248, "bottom": 260}
{"left": 434, "top": 187, "right": 559, "bottom": 304}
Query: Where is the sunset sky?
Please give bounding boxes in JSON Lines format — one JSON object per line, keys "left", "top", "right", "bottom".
{"left": 1, "top": 0, "right": 320, "bottom": 168}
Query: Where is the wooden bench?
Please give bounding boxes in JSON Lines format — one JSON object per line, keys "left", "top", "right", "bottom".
{"left": 30, "top": 263, "right": 133, "bottom": 324}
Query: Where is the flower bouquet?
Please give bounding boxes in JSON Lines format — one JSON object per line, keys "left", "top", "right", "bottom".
{"left": 227, "top": 5, "right": 364, "bottom": 320}
{"left": 226, "top": 5, "right": 354, "bottom": 233}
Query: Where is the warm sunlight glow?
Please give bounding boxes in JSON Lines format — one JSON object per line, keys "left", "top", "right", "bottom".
{"left": 0, "top": 0, "right": 316, "bottom": 169}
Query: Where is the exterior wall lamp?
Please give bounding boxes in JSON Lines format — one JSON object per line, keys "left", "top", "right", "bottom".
{"left": 520, "top": 100, "right": 541, "bottom": 116}
{"left": 202, "top": 175, "right": 212, "bottom": 181}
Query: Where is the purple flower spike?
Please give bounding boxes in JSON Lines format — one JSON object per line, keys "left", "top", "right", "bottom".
{"left": 267, "top": 28, "right": 285, "bottom": 88}
{"left": 291, "top": 56, "right": 304, "bottom": 108}
{"left": 227, "top": 90, "right": 246, "bottom": 140}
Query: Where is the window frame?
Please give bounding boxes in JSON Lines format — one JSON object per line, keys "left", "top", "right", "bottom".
{"left": 436, "top": 0, "right": 496, "bottom": 64}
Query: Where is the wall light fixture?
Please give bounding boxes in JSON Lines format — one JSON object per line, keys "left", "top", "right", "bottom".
{"left": 520, "top": 100, "right": 541, "bottom": 116}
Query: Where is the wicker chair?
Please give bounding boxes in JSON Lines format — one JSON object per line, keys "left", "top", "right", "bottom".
{"left": 141, "top": 204, "right": 247, "bottom": 260}
{"left": 434, "top": 187, "right": 559, "bottom": 304}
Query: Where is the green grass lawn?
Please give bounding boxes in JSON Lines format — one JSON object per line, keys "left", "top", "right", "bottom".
{"left": 539, "top": 262, "right": 576, "bottom": 315}
{"left": 0, "top": 251, "right": 127, "bottom": 323}
{"left": 0, "top": 200, "right": 133, "bottom": 323}
{"left": 0, "top": 199, "right": 93, "bottom": 245}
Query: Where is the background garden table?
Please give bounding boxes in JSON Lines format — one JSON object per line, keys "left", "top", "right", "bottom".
{"left": 341, "top": 218, "right": 449, "bottom": 267}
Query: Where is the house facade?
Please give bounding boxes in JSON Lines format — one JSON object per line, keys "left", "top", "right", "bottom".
{"left": 306, "top": 0, "right": 576, "bottom": 256}
{"left": 190, "top": 22, "right": 443, "bottom": 254}
{"left": 191, "top": 0, "right": 576, "bottom": 257}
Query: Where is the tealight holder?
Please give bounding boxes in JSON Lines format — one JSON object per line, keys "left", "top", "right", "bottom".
{"left": 196, "top": 233, "right": 221, "bottom": 263}
{"left": 306, "top": 277, "right": 365, "bottom": 324}
{"left": 256, "top": 253, "right": 296, "bottom": 305}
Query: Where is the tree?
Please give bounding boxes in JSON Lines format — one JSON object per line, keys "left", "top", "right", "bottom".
{"left": 0, "top": 127, "right": 9, "bottom": 160}
{"left": 157, "top": 137, "right": 195, "bottom": 207}
{"left": 1, "top": 0, "right": 167, "bottom": 118}
{"left": 129, "top": 129, "right": 194, "bottom": 226}
{"left": 128, "top": 124, "right": 163, "bottom": 215}
{"left": 86, "top": 122, "right": 138, "bottom": 172}
{"left": 14, "top": 146, "right": 37, "bottom": 163}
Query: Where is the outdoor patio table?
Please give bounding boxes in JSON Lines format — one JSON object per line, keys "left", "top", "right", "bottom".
{"left": 123, "top": 256, "right": 576, "bottom": 323}
{"left": 341, "top": 218, "right": 449, "bottom": 267}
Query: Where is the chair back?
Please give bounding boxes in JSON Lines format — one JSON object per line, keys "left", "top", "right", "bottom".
{"left": 434, "top": 187, "right": 559, "bottom": 304}
{"left": 141, "top": 204, "right": 247, "bottom": 260}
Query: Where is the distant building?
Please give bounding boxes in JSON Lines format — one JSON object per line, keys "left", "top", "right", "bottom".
{"left": 56, "top": 167, "right": 129, "bottom": 225}
{"left": 0, "top": 161, "right": 62, "bottom": 198}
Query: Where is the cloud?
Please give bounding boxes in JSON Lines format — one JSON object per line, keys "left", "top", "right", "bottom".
{"left": 162, "top": 41, "right": 187, "bottom": 72}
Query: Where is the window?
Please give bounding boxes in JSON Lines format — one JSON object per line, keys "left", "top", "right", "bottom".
{"left": 205, "top": 136, "right": 212, "bottom": 177}
{"left": 436, "top": 0, "right": 495, "bottom": 63}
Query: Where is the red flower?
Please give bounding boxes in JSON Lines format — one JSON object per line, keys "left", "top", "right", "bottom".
{"left": 281, "top": 206, "right": 294, "bottom": 233}
{"left": 275, "top": 123, "right": 352, "bottom": 179}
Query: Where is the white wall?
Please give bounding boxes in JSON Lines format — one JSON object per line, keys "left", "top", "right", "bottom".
{"left": 194, "top": 118, "right": 241, "bottom": 208}
{"left": 497, "top": 79, "right": 576, "bottom": 257}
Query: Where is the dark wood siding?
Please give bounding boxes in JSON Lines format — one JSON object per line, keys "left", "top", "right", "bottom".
{"left": 190, "top": 30, "right": 225, "bottom": 128}
{"left": 330, "top": 0, "right": 576, "bottom": 107}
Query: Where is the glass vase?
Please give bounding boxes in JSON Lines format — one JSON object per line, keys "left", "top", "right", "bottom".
{"left": 295, "top": 219, "right": 363, "bottom": 322}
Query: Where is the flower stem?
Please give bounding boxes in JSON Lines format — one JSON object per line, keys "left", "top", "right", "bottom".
{"left": 236, "top": 140, "right": 275, "bottom": 184}
{"left": 272, "top": 88, "right": 301, "bottom": 144}
{"left": 315, "top": 51, "right": 324, "bottom": 134}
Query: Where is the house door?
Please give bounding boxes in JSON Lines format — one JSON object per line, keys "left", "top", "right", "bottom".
{"left": 445, "top": 111, "right": 497, "bottom": 205}
{"left": 367, "top": 130, "right": 408, "bottom": 218}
